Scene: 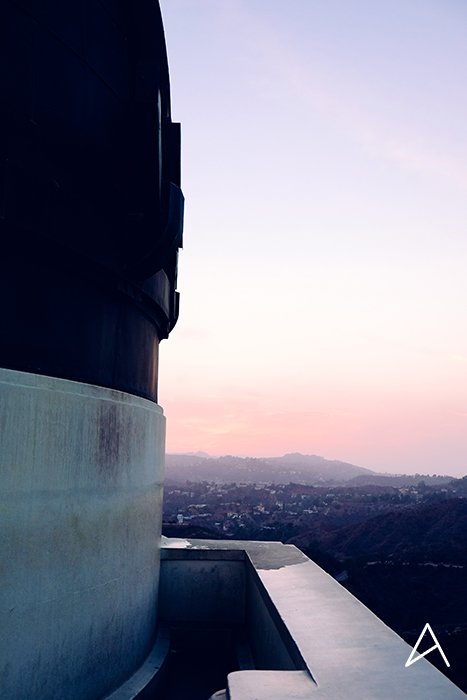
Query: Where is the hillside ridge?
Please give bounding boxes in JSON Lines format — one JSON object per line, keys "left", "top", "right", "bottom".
{"left": 165, "top": 452, "right": 452, "bottom": 486}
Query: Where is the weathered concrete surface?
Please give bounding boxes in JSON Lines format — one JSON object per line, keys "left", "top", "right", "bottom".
{"left": 162, "top": 538, "right": 467, "bottom": 700}
{"left": 104, "top": 627, "right": 170, "bottom": 700}
{"left": 159, "top": 549, "right": 246, "bottom": 624}
{"left": 253, "top": 555, "right": 467, "bottom": 700}
{"left": 0, "top": 368, "right": 165, "bottom": 700}
{"left": 227, "top": 670, "right": 317, "bottom": 699}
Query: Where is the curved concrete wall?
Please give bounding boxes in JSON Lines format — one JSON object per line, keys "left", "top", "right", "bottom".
{"left": 0, "top": 368, "right": 165, "bottom": 700}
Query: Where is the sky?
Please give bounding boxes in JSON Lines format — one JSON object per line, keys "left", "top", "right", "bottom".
{"left": 157, "top": 0, "right": 467, "bottom": 476}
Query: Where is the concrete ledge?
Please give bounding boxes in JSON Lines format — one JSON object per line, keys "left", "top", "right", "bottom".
{"left": 103, "top": 628, "right": 170, "bottom": 700}
{"left": 227, "top": 671, "right": 317, "bottom": 699}
{"left": 162, "top": 548, "right": 245, "bottom": 561}
{"left": 161, "top": 537, "right": 467, "bottom": 700}
{"left": 160, "top": 545, "right": 246, "bottom": 625}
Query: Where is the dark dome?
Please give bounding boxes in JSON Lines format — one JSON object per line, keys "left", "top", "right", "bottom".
{"left": 0, "top": 0, "right": 183, "bottom": 402}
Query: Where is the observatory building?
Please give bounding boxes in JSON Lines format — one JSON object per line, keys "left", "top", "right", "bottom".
{"left": 0, "top": 1, "right": 180, "bottom": 697}
{"left": 0, "top": 2, "right": 465, "bottom": 699}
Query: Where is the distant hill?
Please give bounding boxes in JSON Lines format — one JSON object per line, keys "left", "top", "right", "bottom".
{"left": 347, "top": 473, "right": 452, "bottom": 487}
{"left": 165, "top": 452, "right": 452, "bottom": 487}
{"left": 291, "top": 497, "right": 467, "bottom": 564}
{"left": 165, "top": 452, "right": 375, "bottom": 485}
{"left": 289, "top": 497, "right": 467, "bottom": 694}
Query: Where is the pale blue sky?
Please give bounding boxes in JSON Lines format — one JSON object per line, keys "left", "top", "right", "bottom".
{"left": 159, "top": 0, "right": 467, "bottom": 476}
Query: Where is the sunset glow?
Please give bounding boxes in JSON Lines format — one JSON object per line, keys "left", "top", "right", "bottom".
{"left": 159, "top": 0, "right": 467, "bottom": 476}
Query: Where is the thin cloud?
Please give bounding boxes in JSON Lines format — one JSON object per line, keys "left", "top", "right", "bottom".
{"left": 216, "top": 0, "right": 467, "bottom": 191}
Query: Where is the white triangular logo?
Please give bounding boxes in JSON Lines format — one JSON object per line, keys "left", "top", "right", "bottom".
{"left": 405, "top": 623, "right": 450, "bottom": 668}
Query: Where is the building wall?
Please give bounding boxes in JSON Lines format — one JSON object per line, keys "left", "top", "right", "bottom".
{"left": 0, "top": 368, "right": 165, "bottom": 700}
{"left": 159, "top": 549, "right": 246, "bottom": 625}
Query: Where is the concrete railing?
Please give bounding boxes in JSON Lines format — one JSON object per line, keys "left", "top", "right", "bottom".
{"left": 158, "top": 537, "right": 466, "bottom": 700}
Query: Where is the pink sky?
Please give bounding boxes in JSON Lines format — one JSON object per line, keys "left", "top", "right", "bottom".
{"left": 162, "top": 387, "right": 467, "bottom": 475}
{"left": 158, "top": 0, "right": 467, "bottom": 477}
